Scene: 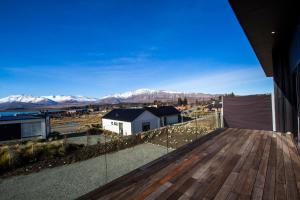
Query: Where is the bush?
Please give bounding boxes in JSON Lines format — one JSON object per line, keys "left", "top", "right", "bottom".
{"left": 0, "top": 140, "right": 83, "bottom": 174}
{"left": 87, "top": 127, "right": 102, "bottom": 135}
{"left": 48, "top": 131, "right": 61, "bottom": 140}
{"left": 91, "top": 124, "right": 101, "bottom": 128}
{"left": 0, "top": 146, "right": 10, "bottom": 171}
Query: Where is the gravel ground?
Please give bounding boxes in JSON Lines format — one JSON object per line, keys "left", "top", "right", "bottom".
{"left": 0, "top": 143, "right": 168, "bottom": 200}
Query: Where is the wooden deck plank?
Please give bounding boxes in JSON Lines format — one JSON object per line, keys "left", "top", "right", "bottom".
{"left": 286, "top": 134, "right": 300, "bottom": 195}
{"left": 251, "top": 131, "right": 271, "bottom": 200}
{"left": 201, "top": 130, "right": 252, "bottom": 199}
{"left": 180, "top": 130, "right": 248, "bottom": 199}
{"left": 76, "top": 128, "right": 300, "bottom": 200}
{"left": 153, "top": 129, "right": 243, "bottom": 200}
{"left": 133, "top": 129, "right": 239, "bottom": 200}
{"left": 237, "top": 131, "right": 267, "bottom": 198}
{"left": 232, "top": 132, "right": 262, "bottom": 195}
{"left": 177, "top": 130, "right": 248, "bottom": 199}
{"left": 281, "top": 133, "right": 299, "bottom": 200}
{"left": 274, "top": 133, "right": 286, "bottom": 200}
{"left": 214, "top": 131, "right": 257, "bottom": 200}
{"left": 262, "top": 133, "right": 276, "bottom": 200}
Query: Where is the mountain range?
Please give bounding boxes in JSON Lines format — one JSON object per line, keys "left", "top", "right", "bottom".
{"left": 100, "top": 89, "right": 216, "bottom": 104}
{"left": 0, "top": 89, "right": 218, "bottom": 110}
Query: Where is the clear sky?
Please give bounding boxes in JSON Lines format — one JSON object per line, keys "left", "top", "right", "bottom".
{"left": 0, "top": 0, "right": 272, "bottom": 98}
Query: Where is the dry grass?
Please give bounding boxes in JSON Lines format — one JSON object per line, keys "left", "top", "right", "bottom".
{"left": 51, "top": 113, "right": 102, "bottom": 127}
{"left": 0, "top": 140, "right": 82, "bottom": 173}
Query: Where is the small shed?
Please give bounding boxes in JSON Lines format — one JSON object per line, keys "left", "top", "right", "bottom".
{"left": 0, "top": 115, "right": 50, "bottom": 141}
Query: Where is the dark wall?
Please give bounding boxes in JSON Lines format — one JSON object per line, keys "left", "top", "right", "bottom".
{"left": 272, "top": 18, "right": 300, "bottom": 135}
{"left": 273, "top": 49, "right": 297, "bottom": 133}
{"left": 0, "top": 123, "right": 21, "bottom": 141}
{"left": 223, "top": 95, "right": 273, "bottom": 131}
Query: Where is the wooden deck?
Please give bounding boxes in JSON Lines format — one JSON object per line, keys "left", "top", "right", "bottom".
{"left": 78, "top": 128, "right": 300, "bottom": 200}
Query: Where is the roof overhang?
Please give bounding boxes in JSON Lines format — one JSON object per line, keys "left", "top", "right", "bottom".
{"left": 229, "top": 0, "right": 297, "bottom": 77}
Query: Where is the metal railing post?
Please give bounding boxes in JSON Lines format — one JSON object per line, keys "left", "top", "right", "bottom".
{"left": 166, "top": 126, "right": 169, "bottom": 153}
{"left": 221, "top": 96, "right": 224, "bottom": 128}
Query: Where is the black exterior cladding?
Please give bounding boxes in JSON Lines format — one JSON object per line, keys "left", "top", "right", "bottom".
{"left": 272, "top": 18, "right": 300, "bottom": 134}
{"left": 0, "top": 123, "right": 21, "bottom": 141}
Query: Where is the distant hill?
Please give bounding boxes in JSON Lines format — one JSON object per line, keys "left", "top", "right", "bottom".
{"left": 98, "top": 89, "right": 217, "bottom": 104}
{"left": 0, "top": 89, "right": 219, "bottom": 110}
{"left": 0, "top": 95, "right": 98, "bottom": 110}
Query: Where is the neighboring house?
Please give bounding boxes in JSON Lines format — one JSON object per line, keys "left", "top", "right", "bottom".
{"left": 0, "top": 115, "right": 50, "bottom": 141}
{"left": 102, "top": 108, "right": 160, "bottom": 136}
{"left": 102, "top": 106, "right": 180, "bottom": 135}
{"left": 145, "top": 106, "right": 181, "bottom": 126}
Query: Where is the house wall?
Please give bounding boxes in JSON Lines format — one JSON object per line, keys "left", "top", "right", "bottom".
{"left": 166, "top": 114, "right": 179, "bottom": 125}
{"left": 132, "top": 111, "right": 160, "bottom": 134}
{"left": 21, "top": 120, "right": 46, "bottom": 138}
{"left": 102, "top": 118, "right": 132, "bottom": 136}
{"left": 272, "top": 20, "right": 300, "bottom": 134}
{"left": 160, "top": 114, "right": 179, "bottom": 126}
{"left": 0, "top": 119, "right": 47, "bottom": 140}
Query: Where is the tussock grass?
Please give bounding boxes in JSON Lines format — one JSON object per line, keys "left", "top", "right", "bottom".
{"left": 0, "top": 140, "right": 82, "bottom": 173}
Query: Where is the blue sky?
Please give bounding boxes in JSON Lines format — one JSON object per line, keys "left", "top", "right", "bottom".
{"left": 0, "top": 0, "right": 272, "bottom": 98}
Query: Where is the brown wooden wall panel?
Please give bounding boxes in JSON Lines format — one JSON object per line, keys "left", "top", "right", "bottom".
{"left": 223, "top": 95, "right": 273, "bottom": 131}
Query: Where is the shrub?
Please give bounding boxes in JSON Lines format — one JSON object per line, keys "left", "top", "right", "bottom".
{"left": 91, "top": 124, "right": 101, "bottom": 128}
{"left": 48, "top": 131, "right": 61, "bottom": 140}
{"left": 0, "top": 140, "right": 83, "bottom": 174}
{"left": 0, "top": 146, "right": 10, "bottom": 171}
{"left": 87, "top": 127, "right": 102, "bottom": 135}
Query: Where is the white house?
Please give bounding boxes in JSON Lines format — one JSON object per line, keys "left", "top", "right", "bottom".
{"left": 102, "top": 108, "right": 159, "bottom": 136}
{"left": 102, "top": 106, "right": 180, "bottom": 135}
{"left": 0, "top": 115, "right": 50, "bottom": 141}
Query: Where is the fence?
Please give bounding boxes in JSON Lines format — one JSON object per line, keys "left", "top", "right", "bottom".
{"left": 0, "top": 112, "right": 222, "bottom": 199}
{"left": 94, "top": 112, "right": 221, "bottom": 185}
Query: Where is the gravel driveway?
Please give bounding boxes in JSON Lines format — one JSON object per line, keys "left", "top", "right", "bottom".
{"left": 0, "top": 143, "right": 168, "bottom": 200}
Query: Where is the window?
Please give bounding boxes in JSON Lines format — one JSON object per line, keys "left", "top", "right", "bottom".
{"left": 111, "top": 121, "right": 118, "bottom": 126}
{"left": 22, "top": 122, "right": 42, "bottom": 137}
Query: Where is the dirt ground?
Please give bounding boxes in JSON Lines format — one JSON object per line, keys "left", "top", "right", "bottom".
{"left": 51, "top": 113, "right": 102, "bottom": 134}
{"left": 144, "top": 116, "right": 217, "bottom": 149}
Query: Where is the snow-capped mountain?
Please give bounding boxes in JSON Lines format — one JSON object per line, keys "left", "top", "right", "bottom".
{"left": 43, "top": 95, "right": 98, "bottom": 103}
{"left": 0, "top": 95, "right": 58, "bottom": 110}
{"left": 0, "top": 95, "right": 98, "bottom": 109}
{"left": 102, "top": 89, "right": 180, "bottom": 99}
{"left": 0, "top": 95, "right": 57, "bottom": 104}
{"left": 100, "top": 89, "right": 216, "bottom": 104}
{"left": 0, "top": 89, "right": 218, "bottom": 109}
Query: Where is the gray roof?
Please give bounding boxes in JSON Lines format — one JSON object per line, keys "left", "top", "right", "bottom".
{"left": 103, "top": 106, "right": 180, "bottom": 122}
{"left": 102, "top": 108, "right": 145, "bottom": 122}
{"left": 0, "top": 115, "right": 43, "bottom": 122}
{"left": 144, "top": 106, "right": 180, "bottom": 117}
